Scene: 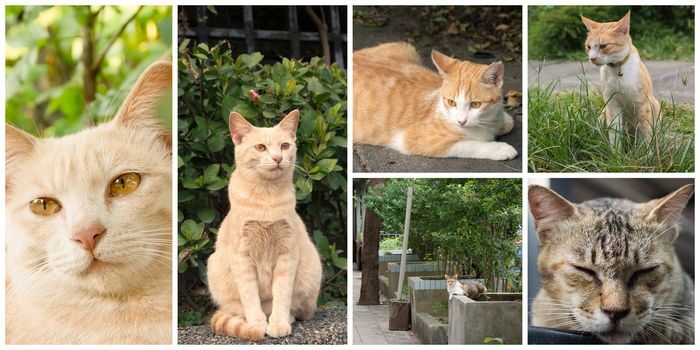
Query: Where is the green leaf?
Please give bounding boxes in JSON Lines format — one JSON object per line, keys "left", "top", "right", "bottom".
{"left": 203, "top": 164, "right": 220, "bottom": 183}
{"left": 207, "top": 134, "right": 226, "bottom": 152}
{"left": 197, "top": 207, "right": 216, "bottom": 223}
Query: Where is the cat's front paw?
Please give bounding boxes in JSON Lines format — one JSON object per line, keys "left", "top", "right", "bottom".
{"left": 491, "top": 143, "right": 518, "bottom": 160}
{"left": 266, "top": 322, "right": 292, "bottom": 338}
{"left": 247, "top": 319, "right": 268, "bottom": 340}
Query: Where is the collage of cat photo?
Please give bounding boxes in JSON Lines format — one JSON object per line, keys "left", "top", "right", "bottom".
{"left": 1, "top": 2, "right": 696, "bottom": 348}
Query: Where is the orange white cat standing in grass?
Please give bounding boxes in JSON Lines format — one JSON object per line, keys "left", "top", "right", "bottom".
{"left": 582, "top": 11, "right": 661, "bottom": 145}
{"left": 353, "top": 42, "right": 517, "bottom": 160}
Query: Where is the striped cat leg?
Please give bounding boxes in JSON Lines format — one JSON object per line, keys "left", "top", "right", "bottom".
{"left": 444, "top": 140, "right": 518, "bottom": 160}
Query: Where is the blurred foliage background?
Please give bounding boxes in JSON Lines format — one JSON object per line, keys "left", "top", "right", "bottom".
{"left": 5, "top": 5, "right": 172, "bottom": 136}
{"left": 177, "top": 40, "right": 347, "bottom": 326}
{"left": 529, "top": 6, "right": 694, "bottom": 61}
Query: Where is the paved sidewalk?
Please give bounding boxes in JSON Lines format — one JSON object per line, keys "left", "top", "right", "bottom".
{"left": 527, "top": 60, "right": 694, "bottom": 104}
{"left": 353, "top": 270, "right": 420, "bottom": 345}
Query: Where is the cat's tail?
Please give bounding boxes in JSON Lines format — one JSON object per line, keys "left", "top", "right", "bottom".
{"left": 210, "top": 311, "right": 265, "bottom": 341}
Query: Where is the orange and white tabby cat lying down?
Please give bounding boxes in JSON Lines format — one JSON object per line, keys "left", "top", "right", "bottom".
{"left": 582, "top": 11, "right": 661, "bottom": 145}
{"left": 354, "top": 42, "right": 517, "bottom": 160}
{"left": 207, "top": 110, "right": 322, "bottom": 341}
{"left": 5, "top": 61, "right": 172, "bottom": 344}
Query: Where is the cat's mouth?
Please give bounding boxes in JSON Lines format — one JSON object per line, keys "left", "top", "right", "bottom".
{"left": 597, "top": 326, "right": 633, "bottom": 344}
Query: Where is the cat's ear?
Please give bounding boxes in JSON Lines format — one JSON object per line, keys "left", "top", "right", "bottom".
{"left": 614, "top": 10, "right": 631, "bottom": 35}
{"left": 431, "top": 50, "right": 458, "bottom": 76}
{"left": 644, "top": 184, "right": 694, "bottom": 241}
{"left": 444, "top": 274, "right": 449, "bottom": 280}
{"left": 229, "top": 112, "right": 255, "bottom": 146}
{"left": 481, "top": 62, "right": 504, "bottom": 89}
{"left": 581, "top": 15, "right": 599, "bottom": 31}
{"left": 6, "top": 125, "right": 37, "bottom": 193}
{"left": 277, "top": 109, "right": 299, "bottom": 139}
{"left": 528, "top": 185, "right": 577, "bottom": 243}
{"left": 113, "top": 60, "right": 172, "bottom": 147}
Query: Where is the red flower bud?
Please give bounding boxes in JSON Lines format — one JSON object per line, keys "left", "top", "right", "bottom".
{"left": 249, "top": 89, "right": 260, "bottom": 102}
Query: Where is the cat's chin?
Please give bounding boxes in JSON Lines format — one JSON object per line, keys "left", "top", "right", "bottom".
{"left": 595, "top": 329, "right": 634, "bottom": 344}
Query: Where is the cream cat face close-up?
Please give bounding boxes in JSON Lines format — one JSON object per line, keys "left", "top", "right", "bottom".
{"left": 6, "top": 63, "right": 172, "bottom": 297}
{"left": 228, "top": 109, "right": 299, "bottom": 180}
{"left": 431, "top": 50, "right": 504, "bottom": 129}
{"left": 530, "top": 184, "right": 694, "bottom": 344}
{"left": 582, "top": 11, "right": 632, "bottom": 66}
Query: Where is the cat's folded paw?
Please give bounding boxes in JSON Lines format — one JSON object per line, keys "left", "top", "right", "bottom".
{"left": 247, "top": 320, "right": 268, "bottom": 340}
{"left": 491, "top": 143, "right": 518, "bottom": 160}
{"left": 266, "top": 322, "right": 292, "bottom": 338}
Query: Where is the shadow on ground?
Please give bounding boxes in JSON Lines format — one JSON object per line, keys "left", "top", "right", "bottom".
{"left": 353, "top": 6, "right": 523, "bottom": 173}
{"left": 178, "top": 307, "right": 347, "bottom": 345}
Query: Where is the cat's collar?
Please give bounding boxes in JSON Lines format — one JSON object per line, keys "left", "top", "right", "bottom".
{"left": 607, "top": 50, "right": 632, "bottom": 76}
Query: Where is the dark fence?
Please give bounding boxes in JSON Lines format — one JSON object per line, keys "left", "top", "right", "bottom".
{"left": 179, "top": 6, "right": 347, "bottom": 68}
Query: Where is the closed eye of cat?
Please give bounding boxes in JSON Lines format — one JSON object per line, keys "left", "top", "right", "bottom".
{"left": 110, "top": 172, "right": 141, "bottom": 197}
{"left": 628, "top": 265, "right": 659, "bottom": 287}
{"left": 29, "top": 197, "right": 62, "bottom": 216}
{"left": 572, "top": 265, "right": 601, "bottom": 283}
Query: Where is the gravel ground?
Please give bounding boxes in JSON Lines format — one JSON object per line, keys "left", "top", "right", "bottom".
{"left": 178, "top": 307, "right": 347, "bottom": 345}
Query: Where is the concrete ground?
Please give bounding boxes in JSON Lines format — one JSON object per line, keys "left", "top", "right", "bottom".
{"left": 353, "top": 7, "right": 523, "bottom": 173}
{"left": 527, "top": 60, "right": 695, "bottom": 104}
{"left": 178, "top": 307, "right": 347, "bottom": 344}
{"left": 353, "top": 270, "right": 421, "bottom": 344}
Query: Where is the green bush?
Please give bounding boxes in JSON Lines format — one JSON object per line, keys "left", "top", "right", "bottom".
{"left": 177, "top": 40, "right": 347, "bottom": 320}
{"left": 529, "top": 6, "right": 694, "bottom": 61}
{"left": 379, "top": 236, "right": 403, "bottom": 251}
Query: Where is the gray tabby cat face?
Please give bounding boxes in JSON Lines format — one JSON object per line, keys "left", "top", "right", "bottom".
{"left": 529, "top": 184, "right": 693, "bottom": 344}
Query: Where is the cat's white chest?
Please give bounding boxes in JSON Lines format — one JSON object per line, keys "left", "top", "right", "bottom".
{"left": 601, "top": 57, "right": 641, "bottom": 99}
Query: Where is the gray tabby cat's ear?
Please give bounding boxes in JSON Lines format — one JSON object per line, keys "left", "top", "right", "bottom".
{"left": 6, "top": 124, "right": 36, "bottom": 194}
{"left": 431, "top": 50, "right": 458, "bottom": 76}
{"left": 277, "top": 109, "right": 299, "bottom": 139}
{"left": 644, "top": 184, "right": 694, "bottom": 240}
{"left": 229, "top": 112, "right": 255, "bottom": 145}
{"left": 481, "top": 62, "right": 504, "bottom": 89}
{"left": 528, "top": 185, "right": 577, "bottom": 243}
{"left": 581, "top": 15, "right": 599, "bottom": 31}
{"left": 113, "top": 60, "right": 172, "bottom": 147}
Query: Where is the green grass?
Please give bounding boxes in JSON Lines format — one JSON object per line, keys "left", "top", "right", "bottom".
{"left": 528, "top": 66, "right": 694, "bottom": 173}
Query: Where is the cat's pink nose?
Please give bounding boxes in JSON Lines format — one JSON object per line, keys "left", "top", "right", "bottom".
{"left": 71, "top": 224, "right": 105, "bottom": 251}
{"left": 458, "top": 120, "right": 466, "bottom": 127}
{"left": 272, "top": 155, "right": 282, "bottom": 164}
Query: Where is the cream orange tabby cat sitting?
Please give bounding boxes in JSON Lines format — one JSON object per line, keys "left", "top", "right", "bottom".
{"left": 582, "top": 11, "right": 661, "bottom": 145}
{"left": 354, "top": 42, "right": 517, "bottom": 160}
{"left": 207, "top": 110, "right": 322, "bottom": 341}
{"left": 6, "top": 61, "right": 172, "bottom": 344}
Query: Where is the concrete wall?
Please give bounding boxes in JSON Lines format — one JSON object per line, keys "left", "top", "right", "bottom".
{"left": 385, "top": 262, "right": 441, "bottom": 300}
{"left": 378, "top": 253, "right": 420, "bottom": 276}
{"left": 448, "top": 294, "right": 522, "bottom": 344}
{"left": 414, "top": 312, "right": 448, "bottom": 344}
{"left": 408, "top": 276, "right": 484, "bottom": 329}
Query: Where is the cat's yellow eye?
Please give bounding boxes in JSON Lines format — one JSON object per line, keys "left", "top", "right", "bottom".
{"left": 29, "top": 197, "right": 62, "bottom": 216}
{"left": 110, "top": 172, "right": 141, "bottom": 197}
{"left": 470, "top": 101, "right": 482, "bottom": 109}
{"left": 599, "top": 44, "right": 608, "bottom": 49}
{"left": 446, "top": 99, "right": 456, "bottom": 107}
{"left": 280, "top": 142, "right": 290, "bottom": 150}
{"left": 254, "top": 144, "right": 267, "bottom": 152}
